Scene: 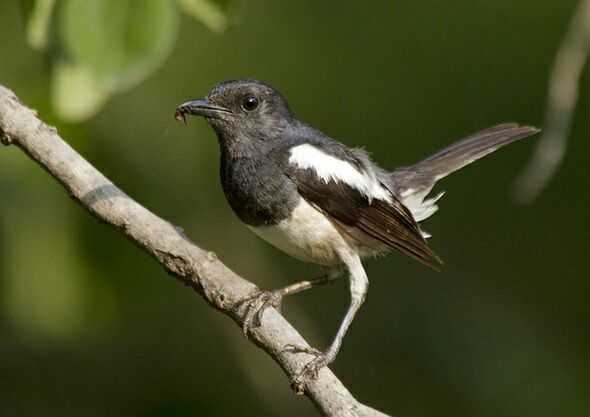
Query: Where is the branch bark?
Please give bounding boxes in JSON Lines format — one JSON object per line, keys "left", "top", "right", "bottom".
{"left": 0, "top": 85, "right": 391, "bottom": 417}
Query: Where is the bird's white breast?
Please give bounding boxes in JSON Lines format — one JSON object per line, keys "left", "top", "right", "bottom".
{"left": 247, "top": 198, "right": 350, "bottom": 266}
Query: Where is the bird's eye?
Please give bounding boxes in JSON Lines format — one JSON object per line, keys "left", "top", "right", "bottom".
{"left": 242, "top": 95, "right": 259, "bottom": 111}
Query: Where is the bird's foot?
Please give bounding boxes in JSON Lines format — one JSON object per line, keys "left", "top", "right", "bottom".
{"left": 283, "top": 344, "right": 333, "bottom": 394}
{"left": 237, "top": 289, "right": 283, "bottom": 336}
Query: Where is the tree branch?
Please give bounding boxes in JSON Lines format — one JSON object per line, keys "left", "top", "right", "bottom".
{"left": 513, "top": 0, "right": 590, "bottom": 203}
{"left": 0, "top": 85, "right": 391, "bottom": 417}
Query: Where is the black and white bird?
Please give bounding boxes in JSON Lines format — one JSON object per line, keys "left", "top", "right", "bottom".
{"left": 175, "top": 79, "right": 539, "bottom": 390}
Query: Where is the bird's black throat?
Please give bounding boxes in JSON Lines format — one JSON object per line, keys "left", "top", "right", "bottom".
{"left": 218, "top": 139, "right": 299, "bottom": 227}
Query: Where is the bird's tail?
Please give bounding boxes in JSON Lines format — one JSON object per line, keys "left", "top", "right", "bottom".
{"left": 411, "top": 123, "right": 539, "bottom": 181}
{"left": 390, "top": 123, "right": 540, "bottom": 225}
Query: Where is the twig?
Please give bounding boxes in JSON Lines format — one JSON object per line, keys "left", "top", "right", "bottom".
{"left": 514, "top": 0, "right": 590, "bottom": 203}
{"left": 0, "top": 85, "right": 391, "bottom": 417}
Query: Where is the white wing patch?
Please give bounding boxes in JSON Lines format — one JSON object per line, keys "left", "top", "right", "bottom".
{"left": 289, "top": 144, "right": 391, "bottom": 202}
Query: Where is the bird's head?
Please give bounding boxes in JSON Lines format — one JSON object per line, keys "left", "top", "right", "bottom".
{"left": 176, "top": 80, "right": 294, "bottom": 143}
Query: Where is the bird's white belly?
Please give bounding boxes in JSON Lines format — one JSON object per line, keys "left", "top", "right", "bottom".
{"left": 247, "top": 198, "right": 350, "bottom": 266}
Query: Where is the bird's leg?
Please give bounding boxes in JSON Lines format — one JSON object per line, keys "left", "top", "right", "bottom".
{"left": 238, "top": 268, "right": 342, "bottom": 336}
{"left": 284, "top": 253, "right": 368, "bottom": 394}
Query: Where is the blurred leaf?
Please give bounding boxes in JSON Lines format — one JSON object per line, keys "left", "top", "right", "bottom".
{"left": 20, "top": 0, "right": 56, "bottom": 50}
{"left": 61, "top": 0, "right": 178, "bottom": 90}
{"left": 51, "top": 60, "right": 109, "bottom": 122}
{"left": 55, "top": 0, "right": 178, "bottom": 121}
{"left": 178, "top": 0, "right": 232, "bottom": 33}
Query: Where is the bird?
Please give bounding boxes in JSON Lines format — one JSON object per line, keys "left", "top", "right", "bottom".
{"left": 175, "top": 79, "right": 539, "bottom": 392}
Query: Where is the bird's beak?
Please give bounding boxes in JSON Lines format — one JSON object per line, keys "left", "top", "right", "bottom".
{"left": 174, "top": 98, "right": 232, "bottom": 124}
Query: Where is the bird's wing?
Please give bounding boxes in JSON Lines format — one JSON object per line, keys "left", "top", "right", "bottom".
{"left": 283, "top": 143, "right": 442, "bottom": 270}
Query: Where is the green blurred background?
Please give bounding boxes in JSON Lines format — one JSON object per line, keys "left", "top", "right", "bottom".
{"left": 1, "top": 1, "right": 589, "bottom": 416}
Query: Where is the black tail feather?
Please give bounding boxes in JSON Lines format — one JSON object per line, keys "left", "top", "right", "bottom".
{"left": 414, "top": 123, "right": 540, "bottom": 181}
{"left": 389, "top": 123, "right": 540, "bottom": 225}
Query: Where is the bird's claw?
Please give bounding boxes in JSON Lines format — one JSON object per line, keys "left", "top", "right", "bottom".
{"left": 283, "top": 344, "right": 331, "bottom": 395}
{"left": 237, "top": 289, "right": 283, "bottom": 336}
